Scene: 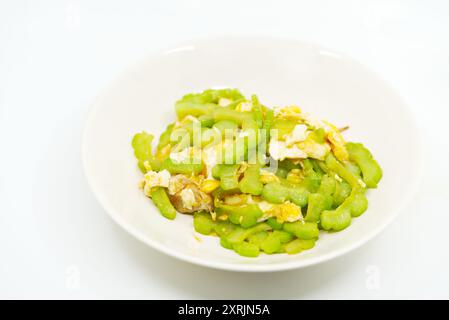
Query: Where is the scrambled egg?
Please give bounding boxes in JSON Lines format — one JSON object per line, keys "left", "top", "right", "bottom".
{"left": 167, "top": 174, "right": 214, "bottom": 213}
{"left": 235, "top": 101, "right": 253, "bottom": 112}
{"left": 223, "top": 194, "right": 251, "bottom": 206}
{"left": 284, "top": 124, "right": 308, "bottom": 146}
{"left": 323, "top": 121, "right": 349, "bottom": 161}
{"left": 259, "top": 169, "right": 280, "bottom": 184}
{"left": 269, "top": 120, "right": 329, "bottom": 161}
{"left": 269, "top": 109, "right": 342, "bottom": 161}
{"left": 202, "top": 145, "right": 220, "bottom": 179}
{"left": 175, "top": 115, "right": 200, "bottom": 128}
{"left": 273, "top": 106, "right": 302, "bottom": 120}
{"left": 297, "top": 114, "right": 348, "bottom": 161}
{"left": 269, "top": 139, "right": 307, "bottom": 161}
{"left": 142, "top": 169, "right": 171, "bottom": 196}
{"left": 286, "top": 169, "right": 303, "bottom": 184}
{"left": 200, "top": 179, "right": 220, "bottom": 193}
{"left": 257, "top": 201, "right": 304, "bottom": 223}
{"left": 298, "top": 113, "right": 326, "bottom": 129}
{"left": 296, "top": 136, "right": 330, "bottom": 160}
{"left": 170, "top": 146, "right": 202, "bottom": 164}
{"left": 180, "top": 188, "right": 196, "bottom": 210}
{"left": 218, "top": 97, "right": 232, "bottom": 107}
{"left": 169, "top": 147, "right": 191, "bottom": 163}
{"left": 168, "top": 174, "right": 186, "bottom": 195}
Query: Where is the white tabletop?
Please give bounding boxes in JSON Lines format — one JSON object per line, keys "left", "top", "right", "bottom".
{"left": 1, "top": 0, "right": 448, "bottom": 299}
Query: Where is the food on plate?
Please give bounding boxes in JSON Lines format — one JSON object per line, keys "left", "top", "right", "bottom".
{"left": 132, "top": 88, "right": 382, "bottom": 257}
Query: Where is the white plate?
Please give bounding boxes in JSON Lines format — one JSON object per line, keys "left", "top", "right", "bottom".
{"left": 82, "top": 36, "right": 421, "bottom": 272}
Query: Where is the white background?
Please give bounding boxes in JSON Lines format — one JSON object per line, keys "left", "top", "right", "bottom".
{"left": 1, "top": 0, "right": 448, "bottom": 299}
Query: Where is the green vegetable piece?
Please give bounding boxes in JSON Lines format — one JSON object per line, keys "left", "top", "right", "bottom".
{"left": 161, "top": 158, "right": 203, "bottom": 175}
{"left": 150, "top": 187, "right": 177, "bottom": 220}
{"left": 321, "top": 187, "right": 368, "bottom": 231}
{"left": 198, "top": 114, "right": 215, "bottom": 127}
{"left": 131, "top": 131, "right": 161, "bottom": 172}
{"left": 279, "top": 159, "right": 299, "bottom": 171}
{"left": 284, "top": 239, "right": 316, "bottom": 254}
{"left": 251, "top": 95, "right": 264, "bottom": 128}
{"left": 157, "top": 123, "right": 175, "bottom": 150}
{"left": 325, "top": 153, "right": 361, "bottom": 190}
{"left": 213, "top": 120, "right": 239, "bottom": 136}
{"left": 213, "top": 221, "right": 237, "bottom": 237}
{"left": 305, "top": 193, "right": 333, "bottom": 222}
{"left": 261, "top": 182, "right": 309, "bottom": 207}
{"left": 333, "top": 180, "right": 352, "bottom": 206}
{"left": 305, "top": 174, "right": 336, "bottom": 222}
{"left": 175, "top": 101, "right": 216, "bottom": 119}
{"left": 262, "top": 182, "right": 287, "bottom": 203}
{"left": 350, "top": 191, "right": 368, "bottom": 217}
{"left": 193, "top": 212, "right": 216, "bottom": 235}
{"left": 220, "top": 237, "right": 233, "bottom": 250}
{"left": 272, "top": 118, "right": 296, "bottom": 138}
{"left": 241, "top": 118, "right": 259, "bottom": 131}
{"left": 226, "top": 223, "right": 271, "bottom": 244}
{"left": 212, "top": 107, "right": 254, "bottom": 126}
{"left": 193, "top": 88, "right": 245, "bottom": 104}
{"left": 260, "top": 233, "right": 282, "bottom": 254}
{"left": 239, "top": 165, "right": 263, "bottom": 195}
{"left": 262, "top": 108, "right": 275, "bottom": 145}
{"left": 267, "top": 217, "right": 283, "bottom": 230}
{"left": 248, "top": 231, "right": 269, "bottom": 246}
{"left": 227, "top": 204, "right": 263, "bottom": 228}
{"left": 320, "top": 208, "right": 351, "bottom": 231}
{"left": 311, "top": 159, "right": 325, "bottom": 175}
{"left": 233, "top": 242, "right": 260, "bottom": 257}
{"left": 201, "top": 127, "right": 218, "bottom": 147}
{"left": 213, "top": 164, "right": 240, "bottom": 191}
{"left": 309, "top": 128, "right": 326, "bottom": 143}
{"left": 345, "top": 161, "right": 362, "bottom": 178}
{"left": 283, "top": 221, "right": 319, "bottom": 240}
{"left": 288, "top": 185, "right": 309, "bottom": 207}
{"left": 346, "top": 142, "right": 383, "bottom": 188}
{"left": 301, "top": 159, "right": 323, "bottom": 193}
{"left": 174, "top": 88, "right": 245, "bottom": 120}
{"left": 272, "top": 230, "right": 294, "bottom": 243}
{"left": 225, "top": 228, "right": 248, "bottom": 244}
{"left": 169, "top": 126, "right": 193, "bottom": 150}
{"left": 275, "top": 168, "right": 288, "bottom": 179}
{"left": 318, "top": 174, "right": 337, "bottom": 195}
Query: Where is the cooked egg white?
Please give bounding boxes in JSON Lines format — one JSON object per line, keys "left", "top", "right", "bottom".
{"left": 218, "top": 97, "right": 232, "bottom": 107}
{"left": 170, "top": 146, "right": 202, "bottom": 164}
{"left": 180, "top": 188, "right": 196, "bottom": 210}
{"left": 299, "top": 113, "right": 326, "bottom": 129}
{"left": 169, "top": 147, "right": 191, "bottom": 163}
{"left": 284, "top": 124, "right": 308, "bottom": 146}
{"left": 168, "top": 175, "right": 185, "bottom": 195}
{"left": 235, "top": 101, "right": 252, "bottom": 112}
{"left": 269, "top": 122, "right": 331, "bottom": 160}
{"left": 202, "top": 145, "right": 220, "bottom": 179}
{"left": 273, "top": 106, "right": 302, "bottom": 119}
{"left": 297, "top": 137, "right": 330, "bottom": 160}
{"left": 269, "top": 139, "right": 307, "bottom": 161}
{"left": 142, "top": 169, "right": 171, "bottom": 196}
{"left": 323, "top": 120, "right": 348, "bottom": 161}
{"left": 257, "top": 201, "right": 304, "bottom": 223}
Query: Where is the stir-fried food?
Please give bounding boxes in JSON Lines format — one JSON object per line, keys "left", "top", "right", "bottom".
{"left": 132, "top": 89, "right": 382, "bottom": 257}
